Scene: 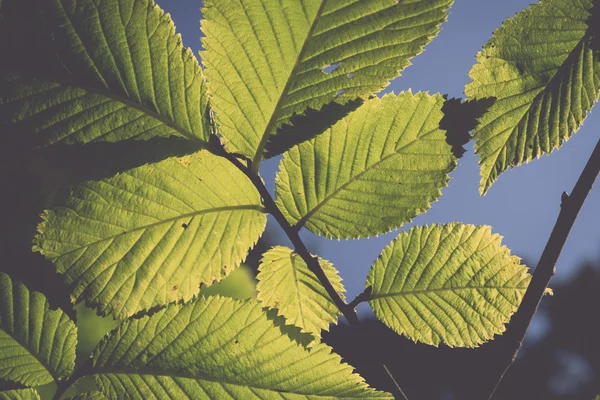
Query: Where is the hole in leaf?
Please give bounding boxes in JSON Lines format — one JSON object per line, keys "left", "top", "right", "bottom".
{"left": 322, "top": 62, "right": 342, "bottom": 74}
{"left": 336, "top": 89, "right": 345, "bottom": 97}
{"left": 347, "top": 73, "right": 354, "bottom": 78}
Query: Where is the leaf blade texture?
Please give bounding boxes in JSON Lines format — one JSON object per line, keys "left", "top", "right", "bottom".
{"left": 0, "top": 0, "right": 210, "bottom": 147}
{"left": 465, "top": 0, "right": 600, "bottom": 194}
{"left": 90, "top": 296, "right": 391, "bottom": 399}
{"left": 201, "top": 0, "right": 453, "bottom": 164}
{"left": 33, "top": 151, "right": 267, "bottom": 318}
{"left": 0, "top": 388, "right": 40, "bottom": 400}
{"left": 276, "top": 92, "right": 457, "bottom": 239}
{"left": 366, "top": 223, "right": 531, "bottom": 347}
{"left": 0, "top": 272, "right": 76, "bottom": 386}
{"left": 257, "top": 246, "right": 345, "bottom": 336}
{"left": 64, "top": 392, "right": 107, "bottom": 400}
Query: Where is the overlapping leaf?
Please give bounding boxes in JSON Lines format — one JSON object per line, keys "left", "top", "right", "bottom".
{"left": 0, "top": 272, "right": 76, "bottom": 386}
{"left": 366, "top": 223, "right": 531, "bottom": 347}
{"left": 33, "top": 151, "right": 267, "bottom": 318}
{"left": 257, "top": 246, "right": 344, "bottom": 336}
{"left": 0, "top": 0, "right": 210, "bottom": 147}
{"left": 89, "top": 296, "right": 391, "bottom": 399}
{"left": 276, "top": 92, "right": 457, "bottom": 239}
{"left": 201, "top": 0, "right": 453, "bottom": 166}
{"left": 0, "top": 388, "right": 40, "bottom": 400}
{"left": 265, "top": 99, "right": 365, "bottom": 158}
{"left": 466, "top": 0, "right": 600, "bottom": 194}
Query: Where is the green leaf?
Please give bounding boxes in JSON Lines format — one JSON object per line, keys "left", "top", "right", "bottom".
{"left": 465, "top": 0, "right": 600, "bottom": 195}
{"left": 201, "top": 0, "right": 453, "bottom": 167}
{"left": 64, "top": 392, "right": 107, "bottom": 400}
{"left": 33, "top": 150, "right": 267, "bottom": 318}
{"left": 90, "top": 296, "right": 391, "bottom": 399}
{"left": 265, "top": 98, "right": 365, "bottom": 159}
{"left": 366, "top": 223, "right": 531, "bottom": 347}
{"left": 257, "top": 246, "right": 344, "bottom": 336}
{"left": 275, "top": 92, "right": 457, "bottom": 239}
{"left": 0, "top": 272, "right": 77, "bottom": 386}
{"left": 0, "top": 0, "right": 210, "bottom": 147}
{"left": 200, "top": 264, "right": 257, "bottom": 300}
{"left": 0, "top": 388, "right": 40, "bottom": 400}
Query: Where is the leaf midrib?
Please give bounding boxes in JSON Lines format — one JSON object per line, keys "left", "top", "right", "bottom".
{"left": 370, "top": 284, "right": 527, "bottom": 300}
{"left": 48, "top": 205, "right": 266, "bottom": 259}
{"left": 294, "top": 128, "right": 444, "bottom": 229}
{"left": 289, "top": 253, "right": 307, "bottom": 328}
{"left": 250, "top": 0, "right": 329, "bottom": 172}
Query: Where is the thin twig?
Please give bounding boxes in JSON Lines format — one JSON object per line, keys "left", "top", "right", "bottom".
{"left": 214, "top": 140, "right": 408, "bottom": 399}
{"left": 383, "top": 364, "right": 409, "bottom": 400}
{"left": 218, "top": 147, "right": 359, "bottom": 324}
{"left": 487, "top": 135, "right": 600, "bottom": 399}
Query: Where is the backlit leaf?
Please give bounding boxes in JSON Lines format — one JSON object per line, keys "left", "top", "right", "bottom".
{"left": 90, "top": 296, "right": 391, "bottom": 399}
{"left": 366, "top": 223, "right": 531, "bottom": 347}
{"left": 0, "top": 272, "right": 76, "bottom": 386}
{"left": 0, "top": 388, "right": 40, "bottom": 400}
{"left": 0, "top": 0, "right": 210, "bottom": 147}
{"left": 257, "top": 246, "right": 344, "bottom": 336}
{"left": 466, "top": 0, "right": 600, "bottom": 194}
{"left": 276, "top": 92, "right": 456, "bottom": 239}
{"left": 33, "top": 151, "right": 267, "bottom": 318}
{"left": 201, "top": 0, "right": 453, "bottom": 166}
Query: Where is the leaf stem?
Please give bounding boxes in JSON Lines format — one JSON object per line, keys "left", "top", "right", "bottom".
{"left": 487, "top": 135, "right": 600, "bottom": 399}
{"left": 53, "top": 358, "right": 93, "bottom": 400}
{"left": 348, "top": 287, "right": 372, "bottom": 309}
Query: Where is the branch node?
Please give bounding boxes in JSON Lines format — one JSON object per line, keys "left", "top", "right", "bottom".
{"left": 560, "top": 191, "right": 570, "bottom": 207}
{"left": 348, "top": 286, "right": 372, "bottom": 309}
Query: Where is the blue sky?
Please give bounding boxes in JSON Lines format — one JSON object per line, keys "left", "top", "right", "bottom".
{"left": 157, "top": 0, "right": 600, "bottom": 314}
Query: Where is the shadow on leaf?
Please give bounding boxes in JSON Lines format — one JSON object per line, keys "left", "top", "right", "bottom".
{"left": 15, "top": 137, "right": 203, "bottom": 193}
{"left": 265, "top": 98, "right": 365, "bottom": 158}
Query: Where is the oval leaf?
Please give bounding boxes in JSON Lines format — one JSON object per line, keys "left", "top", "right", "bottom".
{"left": 257, "top": 246, "right": 344, "bottom": 336}
{"left": 0, "top": 272, "right": 76, "bottom": 386}
{"left": 466, "top": 0, "right": 600, "bottom": 194}
{"left": 366, "top": 223, "right": 531, "bottom": 347}
{"left": 33, "top": 151, "right": 267, "bottom": 318}
{"left": 90, "top": 296, "right": 391, "bottom": 399}
{"left": 0, "top": 0, "right": 210, "bottom": 147}
{"left": 201, "top": 0, "right": 453, "bottom": 165}
{"left": 276, "top": 92, "right": 456, "bottom": 239}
